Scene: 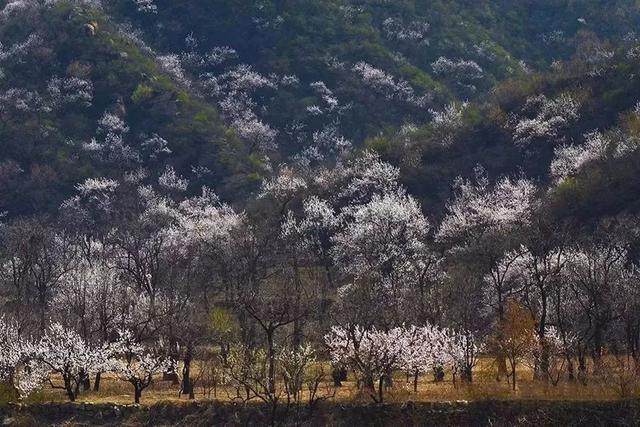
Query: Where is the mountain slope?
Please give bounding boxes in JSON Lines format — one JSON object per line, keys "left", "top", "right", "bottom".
{"left": 386, "top": 36, "right": 640, "bottom": 222}
{"left": 0, "top": 1, "right": 254, "bottom": 216}
{"left": 3, "top": 0, "right": 640, "bottom": 217}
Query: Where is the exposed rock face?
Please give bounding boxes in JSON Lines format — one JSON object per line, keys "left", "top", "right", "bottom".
{"left": 84, "top": 22, "right": 98, "bottom": 37}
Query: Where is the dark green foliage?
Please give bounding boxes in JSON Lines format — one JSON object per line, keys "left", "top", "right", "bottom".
{"left": 0, "top": 2, "right": 255, "bottom": 216}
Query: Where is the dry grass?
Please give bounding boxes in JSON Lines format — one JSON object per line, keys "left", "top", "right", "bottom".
{"left": 24, "top": 357, "right": 640, "bottom": 406}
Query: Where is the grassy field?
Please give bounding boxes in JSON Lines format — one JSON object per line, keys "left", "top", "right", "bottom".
{"left": 22, "top": 357, "right": 640, "bottom": 407}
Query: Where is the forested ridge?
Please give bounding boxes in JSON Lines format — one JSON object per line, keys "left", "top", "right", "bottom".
{"left": 3, "top": 0, "right": 640, "bottom": 419}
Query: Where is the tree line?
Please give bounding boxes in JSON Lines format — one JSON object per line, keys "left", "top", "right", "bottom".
{"left": 0, "top": 151, "right": 639, "bottom": 406}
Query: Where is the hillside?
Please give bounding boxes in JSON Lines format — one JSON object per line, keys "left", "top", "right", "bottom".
{"left": 0, "top": 1, "right": 254, "bottom": 216}
{"left": 386, "top": 33, "right": 640, "bottom": 221}
{"left": 3, "top": 0, "right": 640, "bottom": 216}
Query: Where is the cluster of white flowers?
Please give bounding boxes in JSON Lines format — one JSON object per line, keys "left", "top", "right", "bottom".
{"left": 471, "top": 41, "right": 498, "bottom": 62}
{"left": 541, "top": 326, "right": 577, "bottom": 358}
{"left": 584, "top": 45, "right": 614, "bottom": 77}
{"left": 332, "top": 192, "right": 428, "bottom": 281}
{"left": 0, "top": 0, "right": 37, "bottom": 19}
{"left": 339, "top": 4, "right": 364, "bottom": 21}
{"left": 83, "top": 112, "right": 140, "bottom": 164}
{"left": 626, "top": 43, "right": 640, "bottom": 60}
{"left": 217, "top": 64, "right": 277, "bottom": 92}
{"left": 325, "top": 324, "right": 474, "bottom": 386}
{"left": 158, "top": 55, "right": 190, "bottom": 87}
{"left": 309, "top": 81, "right": 340, "bottom": 114}
{"left": 431, "top": 57, "right": 484, "bottom": 81}
{"left": 0, "top": 321, "right": 120, "bottom": 400}
{"left": 207, "top": 65, "right": 282, "bottom": 152}
{"left": 38, "top": 323, "right": 113, "bottom": 396}
{"left": 141, "top": 134, "right": 172, "bottom": 159}
{"left": 550, "top": 129, "right": 640, "bottom": 185}
{"left": 158, "top": 165, "right": 188, "bottom": 192}
{"left": 170, "top": 187, "right": 243, "bottom": 257}
{"left": 179, "top": 46, "right": 237, "bottom": 72}
{"left": 352, "top": 62, "right": 431, "bottom": 107}
{"left": 259, "top": 166, "right": 308, "bottom": 200}
{"left": 310, "top": 125, "right": 352, "bottom": 157}
{"left": 550, "top": 131, "right": 610, "bottom": 183}
{"left": 203, "top": 46, "right": 238, "bottom": 67}
{"left": 99, "top": 112, "right": 129, "bottom": 134}
{"left": 431, "top": 102, "right": 468, "bottom": 127}
{"left": 0, "top": 33, "right": 41, "bottom": 62}
{"left": 75, "top": 177, "right": 119, "bottom": 195}
{"left": 398, "top": 325, "right": 474, "bottom": 376}
{"left": 109, "top": 330, "right": 172, "bottom": 403}
{"left": 232, "top": 111, "right": 279, "bottom": 152}
{"left": 0, "top": 76, "right": 93, "bottom": 115}
{"left": 510, "top": 93, "right": 581, "bottom": 146}
{"left": 0, "top": 88, "right": 46, "bottom": 113}
{"left": 1, "top": 0, "right": 101, "bottom": 21}
{"left": 428, "top": 101, "right": 469, "bottom": 146}
{"left": 132, "top": 0, "right": 157, "bottom": 14}
{"left": 382, "top": 17, "right": 430, "bottom": 43}
{"left": 116, "top": 23, "right": 155, "bottom": 56}
{"left": 251, "top": 14, "right": 284, "bottom": 31}
{"left": 282, "top": 196, "right": 339, "bottom": 252}
{"left": 0, "top": 317, "right": 42, "bottom": 398}
{"left": 47, "top": 76, "right": 93, "bottom": 108}
{"left": 138, "top": 184, "right": 181, "bottom": 226}
{"left": 328, "top": 151, "right": 402, "bottom": 204}
{"left": 437, "top": 172, "right": 537, "bottom": 242}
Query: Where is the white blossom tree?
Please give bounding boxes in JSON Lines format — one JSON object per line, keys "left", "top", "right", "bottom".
{"left": 509, "top": 93, "right": 581, "bottom": 146}
{"left": 325, "top": 325, "right": 416, "bottom": 402}
{"left": 36, "top": 323, "right": 111, "bottom": 401}
{"left": 110, "top": 329, "right": 173, "bottom": 404}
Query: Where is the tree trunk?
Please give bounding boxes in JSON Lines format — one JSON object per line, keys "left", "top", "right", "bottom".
{"left": 567, "top": 356, "right": 575, "bottom": 381}
{"left": 332, "top": 366, "right": 346, "bottom": 387}
{"left": 267, "top": 329, "right": 276, "bottom": 394}
{"left": 292, "top": 256, "right": 303, "bottom": 348}
{"left": 384, "top": 369, "right": 394, "bottom": 389}
{"left": 38, "top": 289, "right": 47, "bottom": 335}
{"left": 134, "top": 387, "right": 142, "bottom": 404}
{"left": 181, "top": 352, "right": 193, "bottom": 397}
{"left": 292, "top": 318, "right": 302, "bottom": 349}
{"left": 496, "top": 289, "right": 508, "bottom": 381}
{"left": 433, "top": 365, "right": 445, "bottom": 382}
{"left": 413, "top": 370, "right": 419, "bottom": 392}
{"left": 163, "top": 371, "right": 180, "bottom": 384}
{"left": 64, "top": 377, "right": 75, "bottom": 402}
{"left": 497, "top": 355, "right": 508, "bottom": 381}
{"left": 94, "top": 372, "right": 101, "bottom": 392}
{"left": 592, "top": 324, "right": 604, "bottom": 375}
{"left": 511, "top": 362, "right": 517, "bottom": 391}
{"left": 536, "top": 284, "right": 549, "bottom": 382}
{"left": 537, "top": 343, "right": 550, "bottom": 382}
{"left": 461, "top": 365, "right": 473, "bottom": 383}
{"left": 578, "top": 352, "right": 587, "bottom": 384}
{"left": 82, "top": 372, "right": 91, "bottom": 391}
{"left": 378, "top": 376, "right": 384, "bottom": 403}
